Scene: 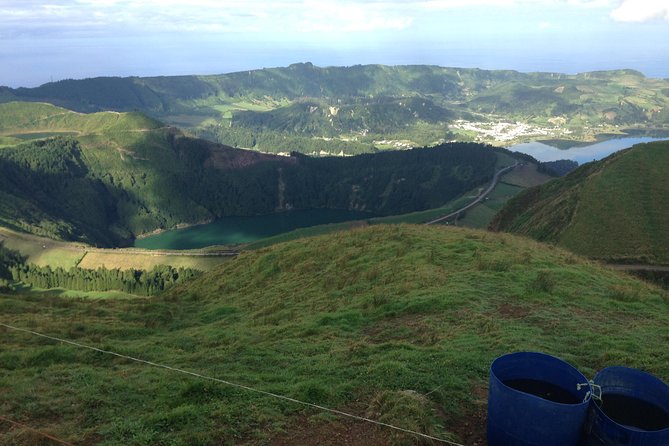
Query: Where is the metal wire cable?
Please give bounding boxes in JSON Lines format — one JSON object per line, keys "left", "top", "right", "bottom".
{"left": 1, "top": 322, "right": 466, "bottom": 446}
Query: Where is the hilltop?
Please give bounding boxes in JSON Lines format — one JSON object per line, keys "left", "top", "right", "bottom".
{"left": 0, "top": 102, "right": 502, "bottom": 246}
{"left": 490, "top": 141, "right": 669, "bottom": 264}
{"left": 3, "top": 64, "right": 669, "bottom": 153}
{"left": 1, "top": 225, "right": 667, "bottom": 445}
{"left": 0, "top": 101, "right": 162, "bottom": 137}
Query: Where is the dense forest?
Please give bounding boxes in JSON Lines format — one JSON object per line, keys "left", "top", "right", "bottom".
{"left": 9, "top": 263, "right": 200, "bottom": 296}
{"left": 0, "top": 137, "right": 121, "bottom": 244}
{"left": 0, "top": 242, "right": 23, "bottom": 289}
{"left": 281, "top": 144, "right": 496, "bottom": 214}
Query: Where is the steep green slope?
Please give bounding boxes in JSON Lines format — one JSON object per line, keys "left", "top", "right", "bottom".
{"left": 0, "top": 102, "right": 499, "bottom": 246}
{"left": 1, "top": 225, "right": 667, "bottom": 445}
{"left": 4, "top": 64, "right": 669, "bottom": 153}
{"left": 490, "top": 141, "right": 669, "bottom": 264}
{"left": 0, "top": 101, "right": 162, "bottom": 135}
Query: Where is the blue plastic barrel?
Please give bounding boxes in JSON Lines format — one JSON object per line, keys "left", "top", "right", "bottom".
{"left": 586, "top": 366, "right": 669, "bottom": 446}
{"left": 487, "top": 352, "right": 592, "bottom": 446}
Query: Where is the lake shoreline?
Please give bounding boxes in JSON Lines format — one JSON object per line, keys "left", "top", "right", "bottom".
{"left": 507, "top": 136, "right": 668, "bottom": 163}
{"left": 134, "top": 219, "right": 214, "bottom": 241}
{"left": 134, "top": 209, "right": 376, "bottom": 250}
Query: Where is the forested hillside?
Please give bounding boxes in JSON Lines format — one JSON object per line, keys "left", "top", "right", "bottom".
{"left": 0, "top": 102, "right": 500, "bottom": 246}
{"left": 490, "top": 141, "right": 669, "bottom": 264}
{"left": 3, "top": 64, "right": 669, "bottom": 153}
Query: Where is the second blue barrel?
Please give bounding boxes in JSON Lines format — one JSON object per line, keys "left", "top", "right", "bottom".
{"left": 586, "top": 366, "right": 669, "bottom": 446}
{"left": 487, "top": 352, "right": 592, "bottom": 446}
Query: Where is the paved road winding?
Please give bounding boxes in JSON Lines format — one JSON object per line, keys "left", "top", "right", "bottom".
{"left": 425, "top": 162, "right": 518, "bottom": 225}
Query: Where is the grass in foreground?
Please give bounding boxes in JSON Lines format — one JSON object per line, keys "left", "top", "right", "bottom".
{"left": 1, "top": 225, "right": 667, "bottom": 445}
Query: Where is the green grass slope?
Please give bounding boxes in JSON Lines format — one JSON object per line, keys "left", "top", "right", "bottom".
{"left": 1, "top": 225, "right": 667, "bottom": 445}
{"left": 490, "top": 141, "right": 669, "bottom": 264}
{"left": 0, "top": 102, "right": 163, "bottom": 148}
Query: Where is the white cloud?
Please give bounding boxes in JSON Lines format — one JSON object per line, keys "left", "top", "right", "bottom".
{"left": 566, "top": 0, "right": 613, "bottom": 7}
{"left": 611, "top": 0, "right": 669, "bottom": 22}
{"left": 419, "top": 0, "right": 613, "bottom": 9}
{"left": 296, "top": 0, "right": 413, "bottom": 33}
{"left": 420, "top": 0, "right": 515, "bottom": 10}
{"left": 1, "top": 0, "right": 662, "bottom": 40}
{"left": 0, "top": 0, "right": 416, "bottom": 36}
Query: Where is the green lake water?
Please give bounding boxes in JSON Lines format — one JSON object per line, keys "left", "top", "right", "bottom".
{"left": 134, "top": 209, "right": 373, "bottom": 250}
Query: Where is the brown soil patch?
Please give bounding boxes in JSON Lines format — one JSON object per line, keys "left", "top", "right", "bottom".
{"left": 269, "top": 414, "right": 391, "bottom": 446}
{"left": 495, "top": 302, "right": 531, "bottom": 319}
{"left": 451, "top": 408, "right": 487, "bottom": 446}
{"left": 204, "top": 142, "right": 296, "bottom": 170}
{"left": 450, "top": 382, "right": 488, "bottom": 446}
{"left": 364, "top": 314, "right": 440, "bottom": 346}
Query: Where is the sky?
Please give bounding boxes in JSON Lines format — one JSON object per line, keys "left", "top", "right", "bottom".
{"left": 1, "top": 0, "right": 669, "bottom": 87}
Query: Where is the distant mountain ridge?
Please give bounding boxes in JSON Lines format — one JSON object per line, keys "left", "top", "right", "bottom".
{"left": 0, "top": 102, "right": 501, "bottom": 246}
{"left": 490, "top": 141, "right": 669, "bottom": 264}
{"left": 2, "top": 63, "right": 669, "bottom": 153}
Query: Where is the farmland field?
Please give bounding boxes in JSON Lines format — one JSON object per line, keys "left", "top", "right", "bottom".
{"left": 77, "top": 251, "right": 230, "bottom": 271}
{"left": 0, "top": 227, "right": 229, "bottom": 271}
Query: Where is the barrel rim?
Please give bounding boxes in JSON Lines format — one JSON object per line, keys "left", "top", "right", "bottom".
{"left": 490, "top": 351, "right": 591, "bottom": 407}
{"left": 592, "top": 365, "right": 669, "bottom": 433}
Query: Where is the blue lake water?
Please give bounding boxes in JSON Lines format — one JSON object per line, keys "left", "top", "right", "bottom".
{"left": 507, "top": 137, "right": 667, "bottom": 164}
{"left": 134, "top": 209, "right": 373, "bottom": 250}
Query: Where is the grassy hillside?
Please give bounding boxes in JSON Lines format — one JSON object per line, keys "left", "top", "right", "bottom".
{"left": 3, "top": 64, "right": 669, "bottom": 153}
{"left": 0, "top": 101, "right": 162, "bottom": 136}
{"left": 490, "top": 141, "right": 669, "bottom": 264}
{"left": 0, "top": 225, "right": 667, "bottom": 445}
{"left": 0, "top": 102, "right": 501, "bottom": 246}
